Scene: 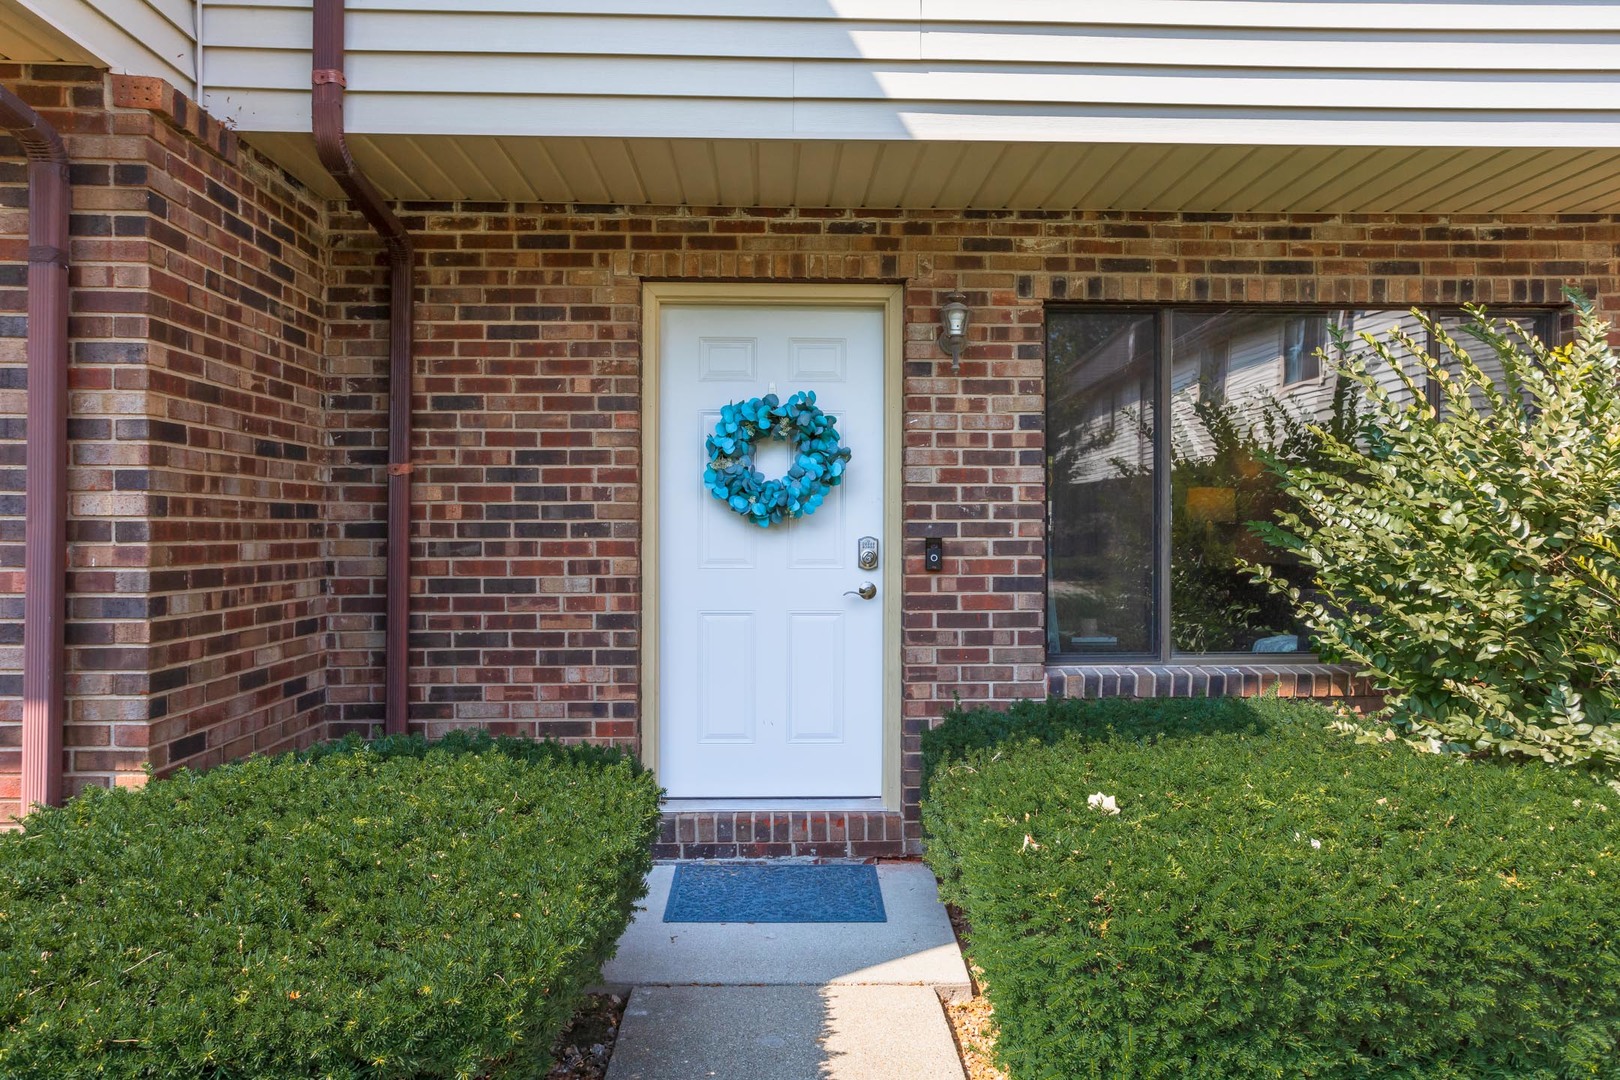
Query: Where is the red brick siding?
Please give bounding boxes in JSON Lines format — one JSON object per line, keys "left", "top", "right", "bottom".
{"left": 324, "top": 203, "right": 1618, "bottom": 852}
{"left": 654, "top": 809, "right": 904, "bottom": 861}
{"left": 5, "top": 69, "right": 1620, "bottom": 849}
{"left": 117, "top": 79, "right": 331, "bottom": 774}
{"left": 325, "top": 207, "right": 646, "bottom": 738}
{"left": 0, "top": 63, "right": 161, "bottom": 818}
{"left": 0, "top": 66, "right": 328, "bottom": 819}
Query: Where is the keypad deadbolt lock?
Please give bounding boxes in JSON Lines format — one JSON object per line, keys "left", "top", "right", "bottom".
{"left": 857, "top": 536, "right": 879, "bottom": 571}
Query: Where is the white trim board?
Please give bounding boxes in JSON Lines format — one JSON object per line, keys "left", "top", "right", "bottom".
{"left": 639, "top": 282, "right": 905, "bottom": 811}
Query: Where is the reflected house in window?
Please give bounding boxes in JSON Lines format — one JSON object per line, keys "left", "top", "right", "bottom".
{"left": 1046, "top": 307, "right": 1553, "bottom": 659}
{"left": 1047, "top": 312, "right": 1158, "bottom": 655}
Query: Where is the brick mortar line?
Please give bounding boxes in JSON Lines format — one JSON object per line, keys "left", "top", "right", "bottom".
{"left": 142, "top": 258, "right": 327, "bottom": 318}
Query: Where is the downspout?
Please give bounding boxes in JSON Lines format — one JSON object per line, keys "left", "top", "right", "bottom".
{"left": 0, "top": 85, "right": 70, "bottom": 809}
{"left": 311, "top": 0, "right": 414, "bottom": 735}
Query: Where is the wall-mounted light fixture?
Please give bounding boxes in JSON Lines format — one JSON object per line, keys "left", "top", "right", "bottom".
{"left": 936, "top": 291, "right": 971, "bottom": 374}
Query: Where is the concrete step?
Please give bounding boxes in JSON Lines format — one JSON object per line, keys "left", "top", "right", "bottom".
{"left": 605, "top": 984, "right": 966, "bottom": 1080}
{"left": 600, "top": 862, "right": 972, "bottom": 998}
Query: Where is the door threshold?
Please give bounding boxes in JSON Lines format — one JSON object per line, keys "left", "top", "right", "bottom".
{"left": 661, "top": 797, "right": 889, "bottom": 813}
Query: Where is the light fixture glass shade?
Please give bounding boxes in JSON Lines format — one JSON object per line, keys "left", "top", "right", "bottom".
{"left": 936, "top": 291, "right": 970, "bottom": 372}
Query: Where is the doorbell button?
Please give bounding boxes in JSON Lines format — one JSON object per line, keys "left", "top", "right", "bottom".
{"left": 924, "top": 537, "right": 943, "bottom": 572}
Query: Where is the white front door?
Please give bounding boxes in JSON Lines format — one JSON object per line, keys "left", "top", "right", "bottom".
{"left": 658, "top": 303, "right": 885, "bottom": 798}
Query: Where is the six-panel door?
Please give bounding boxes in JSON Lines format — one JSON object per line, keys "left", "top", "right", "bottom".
{"left": 658, "top": 305, "right": 885, "bottom": 798}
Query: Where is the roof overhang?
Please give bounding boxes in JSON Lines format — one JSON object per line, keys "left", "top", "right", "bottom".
{"left": 7, "top": 0, "right": 1620, "bottom": 213}
{"left": 243, "top": 132, "right": 1620, "bottom": 213}
{"left": 0, "top": 1, "right": 97, "bottom": 66}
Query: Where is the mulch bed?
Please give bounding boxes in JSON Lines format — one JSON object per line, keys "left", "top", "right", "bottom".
{"left": 942, "top": 903, "right": 1009, "bottom": 1080}
{"left": 546, "top": 993, "right": 626, "bottom": 1079}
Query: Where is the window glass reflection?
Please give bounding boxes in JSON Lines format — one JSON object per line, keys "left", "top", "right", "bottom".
{"left": 1046, "top": 311, "right": 1157, "bottom": 655}
{"left": 1047, "top": 306, "right": 1555, "bottom": 658}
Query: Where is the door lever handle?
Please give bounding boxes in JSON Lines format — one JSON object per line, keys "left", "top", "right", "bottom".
{"left": 844, "top": 582, "right": 877, "bottom": 600}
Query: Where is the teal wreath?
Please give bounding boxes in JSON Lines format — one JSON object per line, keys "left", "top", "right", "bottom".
{"left": 703, "top": 390, "right": 852, "bottom": 528}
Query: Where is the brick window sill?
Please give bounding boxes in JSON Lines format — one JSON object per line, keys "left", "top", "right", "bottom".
{"left": 1046, "top": 660, "right": 1376, "bottom": 701}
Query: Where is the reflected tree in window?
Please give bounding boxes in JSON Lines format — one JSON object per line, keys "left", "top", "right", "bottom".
{"left": 1165, "top": 311, "right": 1390, "bottom": 653}
{"left": 1047, "top": 305, "right": 1554, "bottom": 659}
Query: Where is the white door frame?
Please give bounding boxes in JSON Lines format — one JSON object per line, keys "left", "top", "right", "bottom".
{"left": 640, "top": 282, "right": 905, "bottom": 811}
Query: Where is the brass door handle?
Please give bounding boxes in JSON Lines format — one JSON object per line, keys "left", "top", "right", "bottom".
{"left": 844, "top": 582, "right": 877, "bottom": 600}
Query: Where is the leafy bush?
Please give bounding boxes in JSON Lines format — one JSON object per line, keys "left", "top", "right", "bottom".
{"left": 923, "top": 698, "right": 1620, "bottom": 1079}
{"left": 0, "top": 735, "right": 661, "bottom": 1078}
{"left": 1251, "top": 295, "right": 1620, "bottom": 767}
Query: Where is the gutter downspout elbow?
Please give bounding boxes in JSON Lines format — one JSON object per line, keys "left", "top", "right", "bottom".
{"left": 0, "top": 84, "right": 70, "bottom": 811}
{"left": 311, "top": 0, "right": 414, "bottom": 736}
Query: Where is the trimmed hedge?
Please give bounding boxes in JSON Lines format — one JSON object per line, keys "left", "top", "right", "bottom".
{"left": 0, "top": 733, "right": 661, "bottom": 1078}
{"left": 923, "top": 698, "right": 1620, "bottom": 1079}
{"left": 920, "top": 694, "right": 1272, "bottom": 799}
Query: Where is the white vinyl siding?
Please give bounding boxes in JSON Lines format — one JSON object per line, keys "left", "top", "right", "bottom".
{"left": 18, "top": 0, "right": 1619, "bottom": 208}
{"left": 197, "top": 1, "right": 1620, "bottom": 146}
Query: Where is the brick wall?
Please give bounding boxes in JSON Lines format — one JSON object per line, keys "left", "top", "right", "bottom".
{"left": 1, "top": 63, "right": 159, "bottom": 818}
{"left": 0, "top": 66, "right": 329, "bottom": 819}
{"left": 5, "top": 65, "right": 1619, "bottom": 845}
{"left": 117, "top": 78, "right": 331, "bottom": 774}
{"left": 324, "top": 203, "right": 1618, "bottom": 851}
{"left": 324, "top": 206, "right": 647, "bottom": 739}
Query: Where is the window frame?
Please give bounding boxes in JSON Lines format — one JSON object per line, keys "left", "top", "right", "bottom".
{"left": 1044, "top": 301, "right": 1564, "bottom": 664}
{"left": 1281, "top": 314, "right": 1325, "bottom": 386}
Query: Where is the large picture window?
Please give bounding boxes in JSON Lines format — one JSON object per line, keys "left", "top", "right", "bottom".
{"left": 1046, "top": 305, "right": 1555, "bottom": 659}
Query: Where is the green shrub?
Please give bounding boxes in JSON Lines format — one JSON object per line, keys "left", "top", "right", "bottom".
{"left": 0, "top": 735, "right": 661, "bottom": 1079}
{"left": 920, "top": 694, "right": 1279, "bottom": 802}
{"left": 923, "top": 698, "right": 1620, "bottom": 1079}
{"left": 1250, "top": 295, "right": 1620, "bottom": 768}
{"left": 298, "top": 727, "right": 647, "bottom": 774}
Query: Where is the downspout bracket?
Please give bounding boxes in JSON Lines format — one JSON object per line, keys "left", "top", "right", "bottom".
{"left": 313, "top": 69, "right": 347, "bottom": 87}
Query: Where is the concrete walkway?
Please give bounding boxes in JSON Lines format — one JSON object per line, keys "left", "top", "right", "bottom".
{"left": 602, "top": 862, "right": 970, "bottom": 1080}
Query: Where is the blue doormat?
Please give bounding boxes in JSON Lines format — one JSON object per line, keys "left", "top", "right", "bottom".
{"left": 663, "top": 864, "right": 887, "bottom": 923}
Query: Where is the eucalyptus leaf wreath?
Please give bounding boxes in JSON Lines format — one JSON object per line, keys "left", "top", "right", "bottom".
{"left": 703, "top": 390, "right": 852, "bottom": 527}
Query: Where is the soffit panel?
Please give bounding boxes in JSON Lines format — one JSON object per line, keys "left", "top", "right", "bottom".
{"left": 0, "top": 4, "right": 97, "bottom": 62}
{"left": 5, "top": 0, "right": 193, "bottom": 91}
{"left": 239, "top": 133, "right": 1620, "bottom": 214}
